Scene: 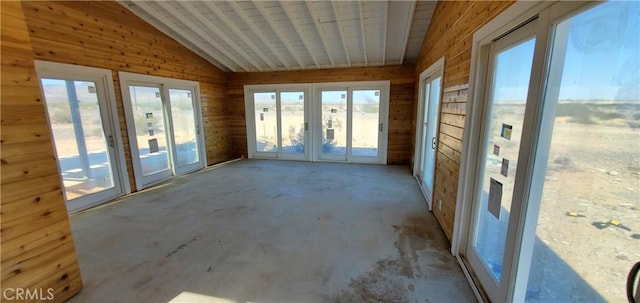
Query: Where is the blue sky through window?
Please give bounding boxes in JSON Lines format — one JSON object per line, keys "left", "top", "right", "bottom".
{"left": 494, "top": 0, "right": 640, "bottom": 102}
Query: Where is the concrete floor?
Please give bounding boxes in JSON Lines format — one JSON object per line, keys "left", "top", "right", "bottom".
{"left": 68, "top": 159, "right": 475, "bottom": 303}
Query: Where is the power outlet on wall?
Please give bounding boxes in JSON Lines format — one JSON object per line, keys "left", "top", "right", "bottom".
{"left": 438, "top": 199, "right": 442, "bottom": 211}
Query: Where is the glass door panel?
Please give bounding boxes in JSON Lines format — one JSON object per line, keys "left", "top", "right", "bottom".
{"left": 320, "top": 90, "right": 348, "bottom": 159}
{"left": 524, "top": 2, "right": 640, "bottom": 302}
{"left": 253, "top": 92, "right": 278, "bottom": 154}
{"left": 128, "top": 85, "right": 171, "bottom": 178}
{"left": 41, "top": 78, "right": 120, "bottom": 209}
{"left": 169, "top": 89, "right": 199, "bottom": 168}
{"left": 351, "top": 90, "right": 380, "bottom": 157}
{"left": 419, "top": 81, "right": 431, "bottom": 183}
{"left": 470, "top": 35, "right": 536, "bottom": 286}
{"left": 420, "top": 77, "right": 441, "bottom": 203}
{"left": 280, "top": 91, "right": 306, "bottom": 156}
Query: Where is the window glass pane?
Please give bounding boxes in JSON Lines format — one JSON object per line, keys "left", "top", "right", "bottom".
{"left": 280, "top": 92, "right": 305, "bottom": 154}
{"left": 254, "top": 92, "right": 277, "bottom": 152}
{"left": 321, "top": 91, "right": 347, "bottom": 155}
{"left": 41, "top": 78, "right": 115, "bottom": 201}
{"left": 129, "top": 86, "right": 170, "bottom": 176}
{"left": 526, "top": 2, "right": 640, "bottom": 302}
{"left": 352, "top": 90, "right": 380, "bottom": 157}
{"left": 422, "top": 77, "right": 441, "bottom": 191}
{"left": 169, "top": 89, "right": 199, "bottom": 167}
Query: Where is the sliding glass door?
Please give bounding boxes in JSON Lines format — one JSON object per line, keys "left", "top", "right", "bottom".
{"left": 120, "top": 72, "right": 206, "bottom": 190}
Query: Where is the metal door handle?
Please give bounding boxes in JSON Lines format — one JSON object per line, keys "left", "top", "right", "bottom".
{"left": 432, "top": 137, "right": 436, "bottom": 149}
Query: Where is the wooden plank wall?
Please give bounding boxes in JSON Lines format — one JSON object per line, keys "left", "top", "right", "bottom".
{"left": 414, "top": 1, "right": 514, "bottom": 240}
{"left": 1, "top": 2, "right": 83, "bottom": 302}
{"left": 227, "top": 65, "right": 415, "bottom": 165}
{"left": 21, "top": 1, "right": 231, "bottom": 191}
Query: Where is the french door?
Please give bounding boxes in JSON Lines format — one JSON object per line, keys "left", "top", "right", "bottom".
{"left": 414, "top": 58, "right": 444, "bottom": 209}
{"left": 247, "top": 86, "right": 310, "bottom": 160}
{"left": 465, "top": 18, "right": 538, "bottom": 300}
{"left": 244, "top": 81, "right": 389, "bottom": 164}
{"left": 316, "top": 85, "right": 389, "bottom": 164}
{"left": 120, "top": 72, "right": 206, "bottom": 190}
{"left": 460, "top": 1, "right": 639, "bottom": 302}
{"left": 36, "top": 61, "right": 129, "bottom": 213}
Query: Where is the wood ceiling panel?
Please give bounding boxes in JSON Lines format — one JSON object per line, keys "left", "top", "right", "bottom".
{"left": 118, "top": 0, "right": 436, "bottom": 71}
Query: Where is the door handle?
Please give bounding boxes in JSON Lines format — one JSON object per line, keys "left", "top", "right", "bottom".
{"left": 379, "top": 123, "right": 383, "bottom": 132}
{"left": 305, "top": 122, "right": 308, "bottom": 131}
{"left": 107, "top": 134, "right": 115, "bottom": 148}
{"left": 432, "top": 137, "right": 436, "bottom": 149}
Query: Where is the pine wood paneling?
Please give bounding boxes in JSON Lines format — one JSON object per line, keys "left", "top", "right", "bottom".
{"left": 1, "top": 2, "right": 82, "bottom": 302}
{"left": 414, "top": 1, "right": 514, "bottom": 240}
{"left": 21, "top": 1, "right": 231, "bottom": 191}
{"left": 227, "top": 65, "right": 415, "bottom": 164}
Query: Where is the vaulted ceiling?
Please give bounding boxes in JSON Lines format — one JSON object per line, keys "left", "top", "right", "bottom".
{"left": 119, "top": 1, "right": 436, "bottom": 72}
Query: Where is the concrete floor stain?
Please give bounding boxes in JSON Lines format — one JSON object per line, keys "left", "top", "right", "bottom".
{"left": 333, "top": 217, "right": 455, "bottom": 302}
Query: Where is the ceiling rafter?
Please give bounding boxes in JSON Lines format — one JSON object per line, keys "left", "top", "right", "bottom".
{"left": 330, "top": 1, "right": 351, "bottom": 66}
{"left": 400, "top": 0, "right": 417, "bottom": 64}
{"left": 121, "top": 0, "right": 438, "bottom": 72}
{"left": 226, "top": 1, "right": 291, "bottom": 70}
{"left": 132, "top": 1, "right": 238, "bottom": 71}
{"left": 152, "top": 2, "right": 250, "bottom": 71}
{"left": 279, "top": 1, "right": 320, "bottom": 68}
{"left": 252, "top": 1, "right": 307, "bottom": 69}
{"left": 201, "top": 2, "right": 277, "bottom": 70}
{"left": 358, "top": 1, "right": 367, "bottom": 66}
{"left": 382, "top": 1, "right": 389, "bottom": 65}
{"left": 176, "top": 2, "right": 263, "bottom": 71}
{"left": 305, "top": 1, "right": 335, "bottom": 67}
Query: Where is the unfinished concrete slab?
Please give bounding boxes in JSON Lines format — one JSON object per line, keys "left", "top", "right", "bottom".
{"left": 67, "top": 159, "right": 475, "bottom": 303}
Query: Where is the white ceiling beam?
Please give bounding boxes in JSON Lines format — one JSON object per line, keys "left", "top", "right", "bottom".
{"left": 382, "top": 1, "right": 389, "bottom": 65}
{"left": 226, "top": 1, "right": 292, "bottom": 70}
{"left": 132, "top": 1, "right": 239, "bottom": 72}
{"left": 201, "top": 2, "right": 277, "bottom": 71}
{"left": 252, "top": 1, "right": 307, "bottom": 69}
{"left": 305, "top": 1, "right": 335, "bottom": 67}
{"left": 330, "top": 1, "right": 351, "bottom": 66}
{"left": 175, "top": 2, "right": 263, "bottom": 71}
{"left": 280, "top": 2, "right": 320, "bottom": 68}
{"left": 400, "top": 0, "right": 417, "bottom": 64}
{"left": 151, "top": 2, "right": 250, "bottom": 71}
{"left": 358, "top": 1, "right": 367, "bottom": 67}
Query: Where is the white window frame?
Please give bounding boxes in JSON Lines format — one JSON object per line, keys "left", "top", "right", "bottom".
{"left": 35, "top": 61, "right": 130, "bottom": 213}
{"left": 452, "top": 1, "right": 598, "bottom": 302}
{"left": 119, "top": 72, "right": 207, "bottom": 190}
